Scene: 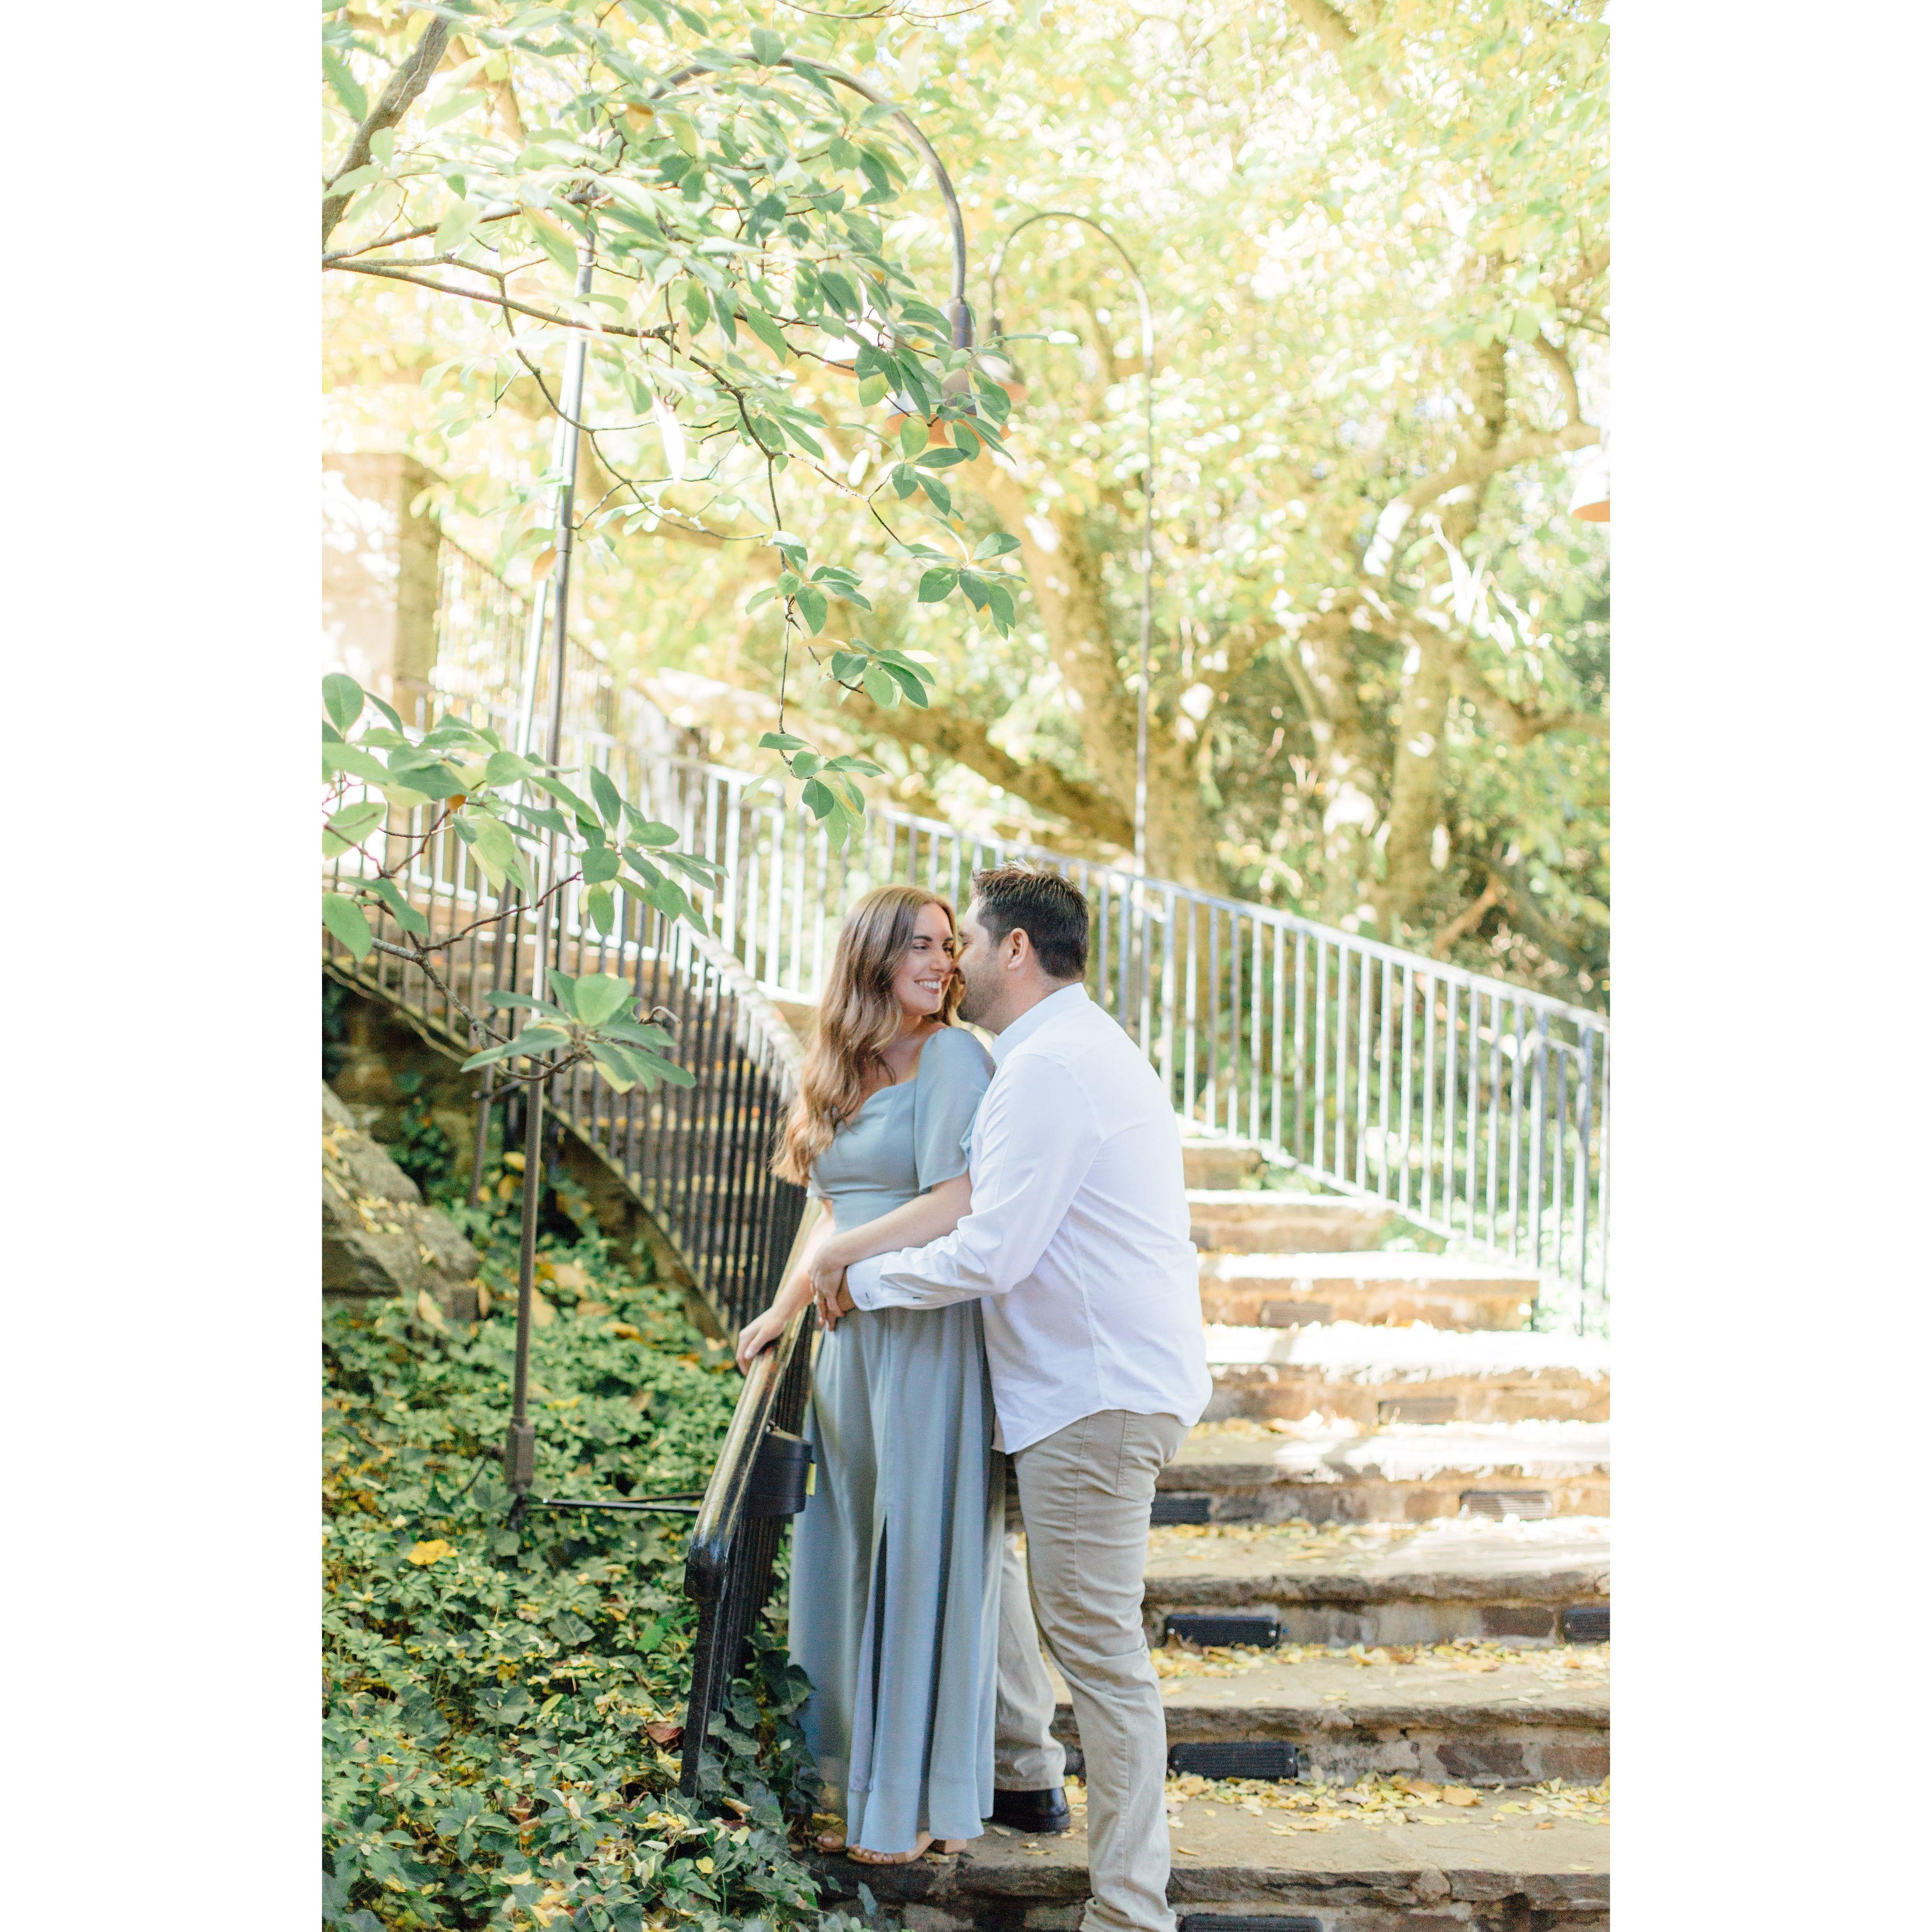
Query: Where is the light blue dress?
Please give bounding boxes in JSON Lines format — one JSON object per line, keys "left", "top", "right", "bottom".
{"left": 788, "top": 1024, "right": 1002, "bottom": 1853}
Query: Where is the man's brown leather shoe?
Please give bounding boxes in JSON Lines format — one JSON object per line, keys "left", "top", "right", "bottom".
{"left": 987, "top": 1787, "right": 1071, "bottom": 1834}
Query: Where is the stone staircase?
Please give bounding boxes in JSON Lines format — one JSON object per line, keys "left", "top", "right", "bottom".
{"left": 769, "top": 999, "right": 1610, "bottom": 1929}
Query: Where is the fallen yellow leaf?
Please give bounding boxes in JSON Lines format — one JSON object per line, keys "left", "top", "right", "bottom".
{"left": 406, "top": 1540, "right": 453, "bottom": 1565}
{"left": 1441, "top": 1787, "right": 1482, "bottom": 1807}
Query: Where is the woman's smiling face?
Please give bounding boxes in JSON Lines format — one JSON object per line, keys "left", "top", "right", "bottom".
{"left": 891, "top": 901, "right": 956, "bottom": 1019}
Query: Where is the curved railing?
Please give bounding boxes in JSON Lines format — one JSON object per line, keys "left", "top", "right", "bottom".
{"left": 419, "top": 538, "right": 1609, "bottom": 1334}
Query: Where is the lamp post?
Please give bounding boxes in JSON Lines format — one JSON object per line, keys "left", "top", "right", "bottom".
{"left": 501, "top": 56, "right": 973, "bottom": 1504}
{"left": 987, "top": 214, "right": 1157, "bottom": 870}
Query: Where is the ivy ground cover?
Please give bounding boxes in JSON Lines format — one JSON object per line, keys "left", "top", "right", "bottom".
{"left": 323, "top": 1186, "right": 830, "bottom": 1931}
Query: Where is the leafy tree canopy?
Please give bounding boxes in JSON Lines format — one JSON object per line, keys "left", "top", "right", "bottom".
{"left": 325, "top": 0, "right": 1609, "bottom": 1003}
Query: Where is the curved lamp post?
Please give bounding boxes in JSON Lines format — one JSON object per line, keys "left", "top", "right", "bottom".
{"left": 501, "top": 56, "right": 973, "bottom": 1502}
{"left": 988, "top": 213, "right": 1155, "bottom": 869}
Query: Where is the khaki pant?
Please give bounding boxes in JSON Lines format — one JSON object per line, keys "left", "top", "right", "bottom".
{"left": 993, "top": 1410, "right": 1188, "bottom": 1932}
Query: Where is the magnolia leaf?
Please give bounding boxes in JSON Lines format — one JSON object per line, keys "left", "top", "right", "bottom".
{"left": 322, "top": 892, "right": 374, "bottom": 961}
{"left": 861, "top": 663, "right": 899, "bottom": 708}
{"left": 574, "top": 972, "right": 632, "bottom": 1029}
{"left": 323, "top": 674, "right": 365, "bottom": 733}
{"left": 583, "top": 765, "right": 622, "bottom": 826}
{"left": 368, "top": 877, "right": 431, "bottom": 938}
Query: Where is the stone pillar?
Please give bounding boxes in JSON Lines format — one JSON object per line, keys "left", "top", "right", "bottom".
{"left": 323, "top": 453, "right": 442, "bottom": 724}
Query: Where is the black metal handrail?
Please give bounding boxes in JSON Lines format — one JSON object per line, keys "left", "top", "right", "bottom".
{"left": 679, "top": 1203, "right": 820, "bottom": 1796}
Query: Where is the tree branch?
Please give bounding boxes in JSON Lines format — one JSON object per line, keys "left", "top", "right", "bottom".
{"left": 1282, "top": 0, "right": 1396, "bottom": 109}
{"left": 1531, "top": 332, "right": 1582, "bottom": 427}
{"left": 322, "top": 18, "right": 452, "bottom": 246}
{"left": 835, "top": 693, "right": 1136, "bottom": 848}
{"left": 1430, "top": 872, "right": 1501, "bottom": 958}
{"left": 325, "top": 259, "right": 670, "bottom": 341}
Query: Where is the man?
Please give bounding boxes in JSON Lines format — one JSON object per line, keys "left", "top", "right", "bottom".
{"left": 817, "top": 866, "right": 1212, "bottom": 1932}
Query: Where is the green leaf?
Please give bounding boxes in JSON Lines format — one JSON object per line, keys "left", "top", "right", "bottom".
{"left": 484, "top": 750, "right": 538, "bottom": 787}
{"left": 547, "top": 971, "right": 580, "bottom": 1018}
{"left": 573, "top": 972, "right": 632, "bottom": 1028}
{"left": 917, "top": 474, "right": 954, "bottom": 515}
{"left": 531, "top": 774, "right": 597, "bottom": 826}
{"left": 758, "top": 731, "right": 809, "bottom": 752}
{"left": 801, "top": 778, "right": 835, "bottom": 819}
{"left": 794, "top": 584, "right": 828, "bottom": 634}
{"left": 586, "top": 883, "right": 616, "bottom": 936}
{"left": 323, "top": 50, "right": 367, "bottom": 122}
{"left": 749, "top": 24, "right": 785, "bottom": 64}
{"left": 898, "top": 420, "right": 928, "bottom": 457}
{"left": 368, "top": 877, "right": 431, "bottom": 938}
{"left": 434, "top": 199, "right": 478, "bottom": 256}
{"left": 861, "top": 663, "right": 899, "bottom": 708}
{"left": 323, "top": 674, "right": 365, "bottom": 734}
{"left": 588, "top": 767, "right": 623, "bottom": 825}
{"left": 916, "top": 567, "right": 958, "bottom": 603}
{"left": 326, "top": 800, "right": 385, "bottom": 843}
{"left": 581, "top": 844, "right": 621, "bottom": 885}
{"left": 621, "top": 811, "right": 679, "bottom": 847}
{"left": 466, "top": 815, "right": 521, "bottom": 890}
{"left": 972, "top": 531, "right": 1021, "bottom": 560}
{"left": 739, "top": 305, "right": 790, "bottom": 360}
{"left": 322, "top": 892, "right": 373, "bottom": 961}
{"left": 885, "top": 662, "right": 931, "bottom": 707}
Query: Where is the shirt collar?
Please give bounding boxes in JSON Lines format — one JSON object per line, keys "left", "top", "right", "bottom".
{"left": 990, "top": 982, "right": 1088, "bottom": 1066}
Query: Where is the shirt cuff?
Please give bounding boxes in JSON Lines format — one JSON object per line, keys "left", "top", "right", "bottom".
{"left": 846, "top": 1253, "right": 887, "bottom": 1311}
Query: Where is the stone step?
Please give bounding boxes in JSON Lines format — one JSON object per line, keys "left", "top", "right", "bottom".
{"left": 1198, "top": 1252, "right": 1540, "bottom": 1333}
{"left": 1114, "top": 1650, "right": 1606, "bottom": 1789}
{"left": 1201, "top": 1325, "right": 1609, "bottom": 1428}
{"left": 1181, "top": 1137, "right": 1268, "bottom": 1190}
{"left": 822, "top": 1780, "right": 1607, "bottom": 1930}
{"left": 1142, "top": 1516, "right": 1610, "bottom": 1647}
{"left": 1159, "top": 1421, "right": 1611, "bottom": 1524}
{"left": 1189, "top": 1190, "right": 1395, "bottom": 1254}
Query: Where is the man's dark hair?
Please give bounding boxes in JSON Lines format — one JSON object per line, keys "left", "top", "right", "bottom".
{"left": 970, "top": 866, "right": 1089, "bottom": 982}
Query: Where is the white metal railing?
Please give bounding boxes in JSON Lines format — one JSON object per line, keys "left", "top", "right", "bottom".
{"left": 421, "top": 542, "right": 1610, "bottom": 1334}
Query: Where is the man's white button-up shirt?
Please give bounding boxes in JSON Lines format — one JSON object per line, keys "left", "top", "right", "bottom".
{"left": 845, "top": 983, "right": 1212, "bottom": 1454}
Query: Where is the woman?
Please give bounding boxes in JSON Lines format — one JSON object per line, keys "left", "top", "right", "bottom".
{"left": 735, "top": 884, "right": 999, "bottom": 1865}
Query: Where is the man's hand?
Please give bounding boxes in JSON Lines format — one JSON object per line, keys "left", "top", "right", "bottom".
{"left": 814, "top": 1272, "right": 855, "bottom": 1329}
{"left": 807, "top": 1247, "right": 850, "bottom": 1307}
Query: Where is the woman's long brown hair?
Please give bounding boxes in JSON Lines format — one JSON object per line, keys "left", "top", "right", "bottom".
{"left": 774, "top": 884, "right": 961, "bottom": 1185}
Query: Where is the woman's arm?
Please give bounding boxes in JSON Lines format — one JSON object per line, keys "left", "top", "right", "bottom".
{"left": 808, "top": 1175, "right": 971, "bottom": 1302}
{"left": 735, "top": 1208, "right": 837, "bottom": 1369}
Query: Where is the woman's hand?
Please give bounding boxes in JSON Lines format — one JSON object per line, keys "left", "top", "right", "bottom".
{"left": 807, "top": 1242, "right": 853, "bottom": 1308}
{"left": 735, "top": 1304, "right": 791, "bottom": 1371}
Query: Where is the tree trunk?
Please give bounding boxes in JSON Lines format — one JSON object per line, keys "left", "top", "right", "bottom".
{"left": 1372, "top": 338, "right": 1507, "bottom": 932}
{"left": 965, "top": 456, "right": 1227, "bottom": 887}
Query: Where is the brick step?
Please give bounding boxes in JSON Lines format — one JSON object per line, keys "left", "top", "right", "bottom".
{"left": 1181, "top": 1137, "right": 1268, "bottom": 1190}
{"left": 1201, "top": 1325, "right": 1609, "bottom": 1428}
{"left": 1057, "top": 1650, "right": 1608, "bottom": 1789}
{"left": 1158, "top": 1422, "right": 1611, "bottom": 1524}
{"left": 1199, "top": 1252, "right": 1539, "bottom": 1332}
{"left": 816, "top": 1782, "right": 1607, "bottom": 1930}
{"left": 1142, "top": 1517, "right": 1609, "bottom": 1648}
{"left": 1189, "top": 1190, "right": 1395, "bottom": 1254}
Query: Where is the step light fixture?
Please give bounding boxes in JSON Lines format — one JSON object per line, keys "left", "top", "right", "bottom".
{"left": 1166, "top": 1613, "right": 1282, "bottom": 1649}
{"left": 1180, "top": 1918, "right": 1321, "bottom": 1932}
{"left": 1151, "top": 1493, "right": 1214, "bottom": 1525}
{"left": 1379, "top": 1396, "right": 1460, "bottom": 1424}
{"left": 1461, "top": 1489, "right": 1555, "bottom": 1519}
{"left": 1168, "top": 1742, "right": 1301, "bottom": 1781}
{"left": 1562, "top": 1605, "right": 1610, "bottom": 1644}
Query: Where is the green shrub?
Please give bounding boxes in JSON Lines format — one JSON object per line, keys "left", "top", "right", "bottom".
{"left": 324, "top": 1204, "right": 824, "bottom": 1930}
